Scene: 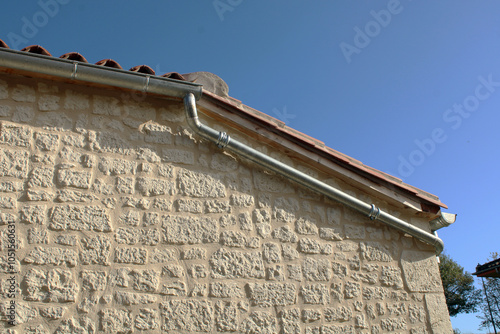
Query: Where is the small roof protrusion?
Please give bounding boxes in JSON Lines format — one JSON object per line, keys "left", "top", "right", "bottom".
{"left": 95, "top": 59, "right": 123, "bottom": 69}
{"left": 21, "top": 45, "right": 52, "bottom": 56}
{"left": 60, "top": 52, "right": 89, "bottom": 63}
{"left": 130, "top": 65, "right": 155, "bottom": 75}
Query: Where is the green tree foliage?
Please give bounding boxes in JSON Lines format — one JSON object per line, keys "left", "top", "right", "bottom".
{"left": 439, "top": 253, "right": 482, "bottom": 317}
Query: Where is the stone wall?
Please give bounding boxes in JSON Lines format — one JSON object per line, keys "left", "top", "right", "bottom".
{"left": 0, "top": 73, "right": 452, "bottom": 333}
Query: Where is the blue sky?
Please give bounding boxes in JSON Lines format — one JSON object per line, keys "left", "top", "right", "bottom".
{"left": 2, "top": 1, "right": 500, "bottom": 331}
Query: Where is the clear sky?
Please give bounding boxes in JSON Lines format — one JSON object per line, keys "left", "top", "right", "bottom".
{"left": 2, "top": 1, "right": 499, "bottom": 331}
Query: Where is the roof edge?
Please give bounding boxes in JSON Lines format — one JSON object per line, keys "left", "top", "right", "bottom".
{"left": 200, "top": 90, "right": 447, "bottom": 211}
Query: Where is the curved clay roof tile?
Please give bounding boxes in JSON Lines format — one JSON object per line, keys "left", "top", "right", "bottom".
{"left": 161, "top": 72, "right": 186, "bottom": 81}
{"left": 60, "top": 52, "right": 88, "bottom": 63}
{"left": 21, "top": 45, "right": 52, "bottom": 56}
{"left": 95, "top": 59, "right": 123, "bottom": 69}
{"left": 0, "top": 39, "right": 9, "bottom": 48}
{"left": 129, "top": 65, "right": 155, "bottom": 75}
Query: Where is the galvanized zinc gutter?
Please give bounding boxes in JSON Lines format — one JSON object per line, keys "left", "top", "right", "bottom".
{"left": 184, "top": 93, "right": 445, "bottom": 254}
{"left": 0, "top": 48, "right": 203, "bottom": 100}
{"left": 0, "top": 48, "right": 445, "bottom": 254}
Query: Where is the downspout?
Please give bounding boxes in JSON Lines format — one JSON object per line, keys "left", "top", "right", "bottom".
{"left": 184, "top": 93, "right": 445, "bottom": 254}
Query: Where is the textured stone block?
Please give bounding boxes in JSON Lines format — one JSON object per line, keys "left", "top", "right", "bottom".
{"left": 0, "top": 180, "right": 23, "bottom": 193}
{"left": 23, "top": 268, "right": 78, "bottom": 302}
{"left": 38, "top": 94, "right": 60, "bottom": 111}
{"left": 320, "top": 325, "right": 354, "bottom": 334}
{"left": 253, "top": 169, "right": 293, "bottom": 193}
{"left": 176, "top": 198, "right": 204, "bottom": 213}
{"left": 34, "top": 132, "right": 59, "bottom": 151}
{"left": 319, "top": 227, "right": 343, "bottom": 241}
{"left": 93, "top": 95, "right": 121, "bottom": 116}
{"left": 27, "top": 227, "right": 49, "bottom": 244}
{"left": 360, "top": 242, "right": 393, "bottom": 262}
{"left": 81, "top": 270, "right": 107, "bottom": 291}
{"left": 135, "top": 308, "right": 159, "bottom": 331}
{"left": 100, "top": 309, "right": 132, "bottom": 333}
{"left": 380, "top": 265, "right": 403, "bottom": 289}
{"left": 247, "top": 282, "right": 296, "bottom": 307}
{"left": 162, "top": 215, "right": 218, "bottom": 244}
{"left": 160, "top": 281, "right": 187, "bottom": 296}
{"left": 209, "top": 282, "right": 244, "bottom": 298}
{"left": 178, "top": 169, "right": 226, "bottom": 197}
{"left": 161, "top": 300, "right": 213, "bottom": 332}
{"left": 298, "top": 238, "right": 321, "bottom": 254}
{"left": 142, "top": 122, "right": 172, "bottom": 145}
{"left": 114, "top": 247, "right": 148, "bottom": 264}
{"left": 255, "top": 242, "right": 278, "bottom": 263}
{"left": 115, "top": 291, "right": 157, "bottom": 305}
{"left": 79, "top": 235, "right": 111, "bottom": 265}
{"left": 210, "top": 248, "right": 265, "bottom": 279}
{"left": 214, "top": 301, "right": 239, "bottom": 332}
{"left": 401, "top": 251, "right": 443, "bottom": 292}
{"left": 136, "top": 177, "right": 175, "bottom": 196}
{"left": 182, "top": 247, "right": 207, "bottom": 260}
{"left": 301, "top": 284, "right": 330, "bottom": 305}
{"left": 242, "top": 311, "right": 277, "bottom": 334}
{"left": 272, "top": 226, "right": 298, "bottom": 243}
{"left": 0, "top": 196, "right": 15, "bottom": 209}
{"left": 40, "top": 306, "right": 66, "bottom": 320}
{"left": 0, "top": 79, "right": 7, "bottom": 99}
{"left": 162, "top": 148, "right": 194, "bottom": 164}
{"left": 324, "top": 306, "right": 353, "bottom": 322}
{"left": 205, "top": 199, "right": 231, "bottom": 213}
{"left": 24, "top": 247, "right": 77, "bottom": 266}
{"left": 0, "top": 148, "right": 29, "bottom": 178}
{"left": 28, "top": 167, "right": 54, "bottom": 188}
{"left": 230, "top": 194, "right": 254, "bottom": 207}
{"left": 344, "top": 281, "right": 361, "bottom": 299}
{"left": 57, "top": 168, "right": 92, "bottom": 189}
{"left": 220, "top": 230, "right": 247, "bottom": 247}
{"left": 0, "top": 122, "right": 31, "bottom": 147}
{"left": 282, "top": 244, "right": 300, "bottom": 260}
{"left": 303, "top": 258, "right": 332, "bottom": 281}
{"left": 131, "top": 269, "right": 159, "bottom": 292}
{"left": 161, "top": 264, "right": 185, "bottom": 278}
{"left": 296, "top": 217, "right": 318, "bottom": 235}
{"left": 56, "top": 189, "right": 97, "bottom": 203}
{"left": 115, "top": 227, "right": 140, "bottom": 245}
{"left": 49, "top": 205, "right": 112, "bottom": 232}
{"left": 98, "top": 157, "right": 136, "bottom": 175}
{"left": 380, "top": 318, "right": 407, "bottom": 331}
{"left": 54, "top": 317, "right": 95, "bottom": 334}
{"left": 150, "top": 248, "right": 176, "bottom": 264}
{"left": 345, "top": 224, "right": 366, "bottom": 239}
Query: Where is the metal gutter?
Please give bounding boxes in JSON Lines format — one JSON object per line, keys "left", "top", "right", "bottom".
{"left": 0, "top": 48, "right": 445, "bottom": 254}
{"left": 184, "top": 93, "right": 445, "bottom": 254}
{"left": 0, "top": 48, "right": 203, "bottom": 100}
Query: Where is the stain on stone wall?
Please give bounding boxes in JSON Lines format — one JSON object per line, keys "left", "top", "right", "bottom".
{"left": 0, "top": 74, "right": 452, "bottom": 333}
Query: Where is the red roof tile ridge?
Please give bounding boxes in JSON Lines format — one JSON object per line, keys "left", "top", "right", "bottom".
{"left": 0, "top": 38, "right": 446, "bottom": 208}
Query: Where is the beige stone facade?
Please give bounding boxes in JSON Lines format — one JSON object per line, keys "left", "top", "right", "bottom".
{"left": 0, "top": 71, "right": 452, "bottom": 333}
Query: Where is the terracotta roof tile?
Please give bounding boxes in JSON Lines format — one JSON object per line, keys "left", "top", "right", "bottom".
{"left": 21, "top": 45, "right": 51, "bottom": 56}
{"left": 0, "top": 38, "right": 447, "bottom": 209}
{"left": 95, "top": 59, "right": 123, "bottom": 69}
{"left": 130, "top": 65, "right": 155, "bottom": 75}
{"left": 60, "top": 52, "right": 88, "bottom": 63}
{"left": 161, "top": 72, "right": 186, "bottom": 80}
